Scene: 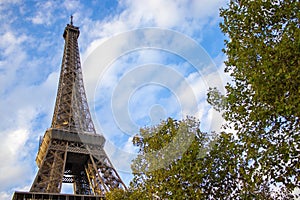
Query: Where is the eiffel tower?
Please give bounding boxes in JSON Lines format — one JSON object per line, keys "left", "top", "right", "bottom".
{"left": 13, "top": 17, "right": 126, "bottom": 200}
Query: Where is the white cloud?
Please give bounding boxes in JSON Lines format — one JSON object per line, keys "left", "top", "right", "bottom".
{"left": 0, "top": 0, "right": 20, "bottom": 5}
{"left": 0, "top": 192, "right": 10, "bottom": 200}
{"left": 104, "top": 139, "right": 137, "bottom": 175}
{"left": 63, "top": 0, "right": 81, "bottom": 12}
{"left": 0, "top": 127, "right": 33, "bottom": 194}
{"left": 79, "top": 0, "right": 226, "bottom": 60}
{"left": 0, "top": 31, "right": 28, "bottom": 55}
{"left": 123, "top": 0, "right": 184, "bottom": 27}
{"left": 27, "top": 1, "right": 60, "bottom": 26}
{"left": 120, "top": 0, "right": 226, "bottom": 32}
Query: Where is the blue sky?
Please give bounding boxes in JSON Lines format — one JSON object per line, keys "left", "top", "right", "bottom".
{"left": 0, "top": 0, "right": 230, "bottom": 199}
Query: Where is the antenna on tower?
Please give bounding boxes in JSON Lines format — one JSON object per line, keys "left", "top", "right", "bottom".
{"left": 70, "top": 15, "right": 73, "bottom": 25}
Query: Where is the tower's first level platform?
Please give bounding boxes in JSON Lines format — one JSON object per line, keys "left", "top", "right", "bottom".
{"left": 12, "top": 191, "right": 104, "bottom": 200}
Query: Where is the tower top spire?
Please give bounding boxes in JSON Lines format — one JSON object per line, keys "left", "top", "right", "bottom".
{"left": 70, "top": 15, "right": 73, "bottom": 25}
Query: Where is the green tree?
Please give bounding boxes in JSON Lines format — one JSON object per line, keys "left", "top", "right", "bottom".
{"left": 129, "top": 117, "right": 214, "bottom": 199}
{"left": 208, "top": 0, "right": 300, "bottom": 198}
{"left": 201, "top": 132, "right": 279, "bottom": 199}
{"left": 106, "top": 117, "right": 278, "bottom": 199}
{"left": 106, "top": 188, "right": 130, "bottom": 200}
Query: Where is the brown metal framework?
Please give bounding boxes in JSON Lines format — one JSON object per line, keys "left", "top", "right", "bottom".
{"left": 13, "top": 18, "right": 126, "bottom": 199}
{"left": 12, "top": 191, "right": 104, "bottom": 200}
{"left": 51, "top": 19, "right": 95, "bottom": 133}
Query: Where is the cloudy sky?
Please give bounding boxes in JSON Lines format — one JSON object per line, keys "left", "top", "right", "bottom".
{"left": 0, "top": 0, "right": 230, "bottom": 198}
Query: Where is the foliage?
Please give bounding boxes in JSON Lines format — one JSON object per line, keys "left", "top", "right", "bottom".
{"left": 106, "top": 188, "right": 129, "bottom": 200}
{"left": 129, "top": 117, "right": 212, "bottom": 199}
{"left": 208, "top": 0, "right": 300, "bottom": 198}
{"left": 201, "top": 132, "right": 289, "bottom": 199}
{"left": 107, "top": 117, "right": 290, "bottom": 199}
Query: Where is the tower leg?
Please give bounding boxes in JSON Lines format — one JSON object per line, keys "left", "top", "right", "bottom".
{"left": 30, "top": 140, "right": 67, "bottom": 193}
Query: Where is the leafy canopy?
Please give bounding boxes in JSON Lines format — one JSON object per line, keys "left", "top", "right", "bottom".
{"left": 129, "top": 117, "right": 213, "bottom": 199}
{"left": 208, "top": 0, "right": 300, "bottom": 197}
{"left": 107, "top": 117, "right": 281, "bottom": 199}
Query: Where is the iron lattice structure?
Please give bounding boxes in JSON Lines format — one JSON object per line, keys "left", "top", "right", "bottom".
{"left": 13, "top": 18, "right": 126, "bottom": 200}
{"left": 51, "top": 20, "right": 95, "bottom": 133}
